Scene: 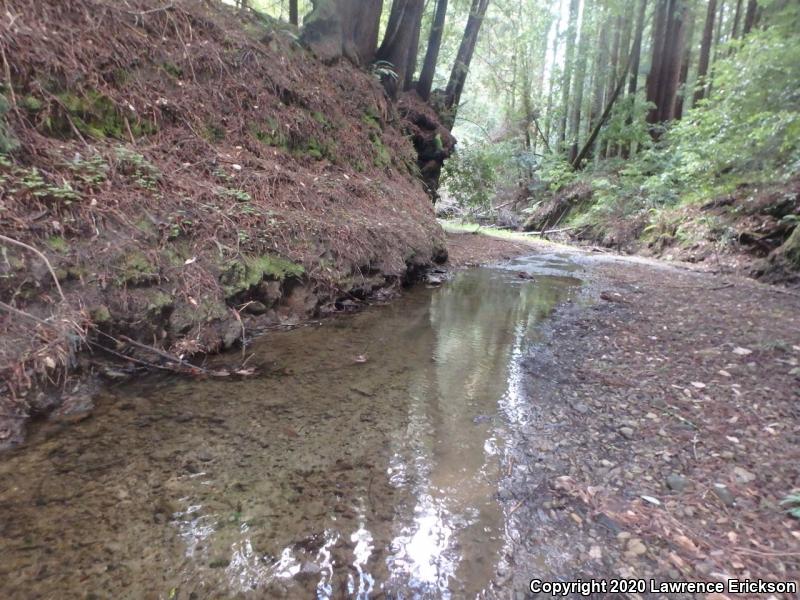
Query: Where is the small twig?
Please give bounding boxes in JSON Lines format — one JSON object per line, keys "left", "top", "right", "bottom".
{"left": 509, "top": 499, "right": 525, "bottom": 515}
{"left": 0, "top": 234, "right": 66, "bottom": 301}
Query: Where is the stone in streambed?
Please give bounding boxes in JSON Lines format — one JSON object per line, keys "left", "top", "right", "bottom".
{"left": 666, "top": 473, "right": 688, "bottom": 492}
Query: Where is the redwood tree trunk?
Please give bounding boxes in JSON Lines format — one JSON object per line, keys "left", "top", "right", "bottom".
{"left": 403, "top": 0, "right": 425, "bottom": 91}
{"left": 674, "top": 8, "right": 694, "bottom": 118}
{"left": 742, "top": 0, "right": 757, "bottom": 34}
{"left": 730, "top": 0, "right": 743, "bottom": 38}
{"left": 646, "top": 0, "right": 688, "bottom": 125}
{"left": 302, "top": 0, "right": 383, "bottom": 64}
{"left": 621, "top": 0, "right": 648, "bottom": 158}
{"left": 444, "top": 0, "right": 491, "bottom": 125}
{"left": 377, "top": 0, "right": 424, "bottom": 93}
{"left": 559, "top": 0, "right": 581, "bottom": 147}
{"left": 693, "top": 0, "right": 717, "bottom": 103}
{"left": 417, "top": 0, "right": 449, "bottom": 101}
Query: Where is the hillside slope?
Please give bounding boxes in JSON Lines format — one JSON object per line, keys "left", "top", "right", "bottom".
{"left": 0, "top": 0, "right": 447, "bottom": 439}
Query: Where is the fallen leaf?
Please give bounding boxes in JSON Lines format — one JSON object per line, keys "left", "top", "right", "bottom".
{"left": 641, "top": 495, "right": 661, "bottom": 506}
{"left": 690, "top": 381, "right": 707, "bottom": 389}
{"left": 732, "top": 347, "right": 752, "bottom": 356}
{"left": 353, "top": 355, "right": 368, "bottom": 363}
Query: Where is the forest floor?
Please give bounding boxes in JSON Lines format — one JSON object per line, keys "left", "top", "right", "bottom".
{"left": 449, "top": 230, "right": 800, "bottom": 591}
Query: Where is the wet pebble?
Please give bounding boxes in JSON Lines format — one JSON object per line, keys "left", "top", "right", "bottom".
{"left": 713, "top": 483, "right": 735, "bottom": 506}
{"left": 666, "top": 473, "right": 688, "bottom": 492}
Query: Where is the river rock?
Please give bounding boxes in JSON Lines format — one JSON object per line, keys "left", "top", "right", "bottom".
{"left": 626, "top": 538, "right": 647, "bottom": 557}
{"left": 733, "top": 466, "right": 756, "bottom": 483}
{"left": 619, "top": 426, "right": 635, "bottom": 439}
{"left": 666, "top": 473, "right": 688, "bottom": 492}
{"left": 713, "top": 483, "right": 735, "bottom": 506}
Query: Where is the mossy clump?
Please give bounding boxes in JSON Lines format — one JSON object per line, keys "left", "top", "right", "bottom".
{"left": 311, "top": 111, "right": 329, "bottom": 126}
{"left": 90, "top": 305, "right": 112, "bottom": 324}
{"left": 21, "top": 96, "right": 43, "bottom": 113}
{"left": 370, "top": 133, "right": 391, "bottom": 168}
{"left": 220, "top": 254, "right": 304, "bottom": 298}
{"left": 47, "top": 235, "right": 68, "bottom": 253}
{"left": 146, "top": 291, "right": 174, "bottom": 315}
{"left": 115, "top": 251, "right": 158, "bottom": 286}
{"left": 48, "top": 90, "right": 155, "bottom": 140}
{"left": 252, "top": 117, "right": 288, "bottom": 150}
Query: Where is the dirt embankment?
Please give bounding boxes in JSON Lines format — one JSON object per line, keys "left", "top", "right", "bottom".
{"left": 522, "top": 178, "right": 800, "bottom": 285}
{"left": 0, "top": 0, "right": 449, "bottom": 445}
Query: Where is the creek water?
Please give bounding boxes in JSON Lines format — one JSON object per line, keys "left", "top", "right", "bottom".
{"left": 0, "top": 255, "right": 582, "bottom": 599}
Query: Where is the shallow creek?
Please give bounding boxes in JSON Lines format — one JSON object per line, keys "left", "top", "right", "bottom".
{"left": 0, "top": 255, "right": 582, "bottom": 599}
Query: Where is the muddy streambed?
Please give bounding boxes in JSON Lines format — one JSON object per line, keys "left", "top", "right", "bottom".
{"left": 0, "top": 255, "right": 583, "bottom": 599}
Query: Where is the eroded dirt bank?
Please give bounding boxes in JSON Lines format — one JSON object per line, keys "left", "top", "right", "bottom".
{"left": 497, "top": 251, "right": 800, "bottom": 592}
{"left": 0, "top": 0, "right": 453, "bottom": 444}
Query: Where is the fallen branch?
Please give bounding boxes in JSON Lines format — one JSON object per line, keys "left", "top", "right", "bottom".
{"left": 521, "top": 226, "right": 582, "bottom": 236}
{"left": 571, "top": 48, "right": 633, "bottom": 170}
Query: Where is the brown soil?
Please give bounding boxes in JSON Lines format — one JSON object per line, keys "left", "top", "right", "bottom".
{"left": 0, "top": 0, "right": 448, "bottom": 434}
{"left": 445, "top": 231, "right": 541, "bottom": 267}
{"left": 497, "top": 249, "right": 800, "bottom": 591}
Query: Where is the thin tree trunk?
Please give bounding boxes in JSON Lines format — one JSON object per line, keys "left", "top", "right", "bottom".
{"left": 559, "top": 0, "right": 581, "bottom": 148}
{"left": 742, "top": 0, "right": 757, "bottom": 34}
{"left": 588, "top": 7, "right": 609, "bottom": 137}
{"left": 568, "top": 0, "right": 591, "bottom": 162}
{"left": 444, "top": 0, "right": 491, "bottom": 125}
{"left": 612, "top": 7, "right": 633, "bottom": 154}
{"left": 730, "top": 0, "right": 743, "bottom": 37}
{"left": 693, "top": 0, "right": 717, "bottom": 103}
{"left": 674, "top": 7, "right": 694, "bottom": 118}
{"left": 621, "top": 0, "right": 648, "bottom": 158}
{"left": 601, "top": 14, "right": 622, "bottom": 156}
{"left": 544, "top": 0, "right": 564, "bottom": 147}
{"left": 403, "top": 0, "right": 425, "bottom": 90}
{"left": 289, "top": 0, "right": 299, "bottom": 25}
{"left": 417, "top": 0, "right": 449, "bottom": 100}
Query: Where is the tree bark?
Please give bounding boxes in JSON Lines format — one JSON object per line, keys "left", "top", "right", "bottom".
{"left": 601, "top": 14, "right": 621, "bottom": 157}
{"left": 646, "top": 0, "right": 688, "bottom": 124}
{"left": 674, "top": 7, "right": 694, "bottom": 118}
{"left": 742, "top": 0, "right": 757, "bottom": 34}
{"left": 622, "top": 0, "right": 648, "bottom": 158}
{"left": 559, "top": 0, "right": 581, "bottom": 147}
{"left": 302, "top": 0, "right": 383, "bottom": 64}
{"left": 588, "top": 7, "right": 609, "bottom": 138}
{"left": 289, "top": 0, "right": 299, "bottom": 25}
{"left": 377, "top": 0, "right": 424, "bottom": 96}
{"left": 568, "top": 0, "right": 591, "bottom": 162}
{"left": 444, "top": 0, "right": 491, "bottom": 125}
{"left": 730, "top": 0, "right": 743, "bottom": 38}
{"left": 544, "top": 0, "right": 564, "bottom": 146}
{"left": 693, "top": 0, "right": 716, "bottom": 103}
{"left": 403, "top": 0, "right": 425, "bottom": 90}
{"left": 417, "top": 0, "right": 449, "bottom": 101}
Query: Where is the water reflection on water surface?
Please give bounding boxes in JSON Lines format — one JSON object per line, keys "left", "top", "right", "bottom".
{"left": 0, "top": 255, "right": 580, "bottom": 599}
